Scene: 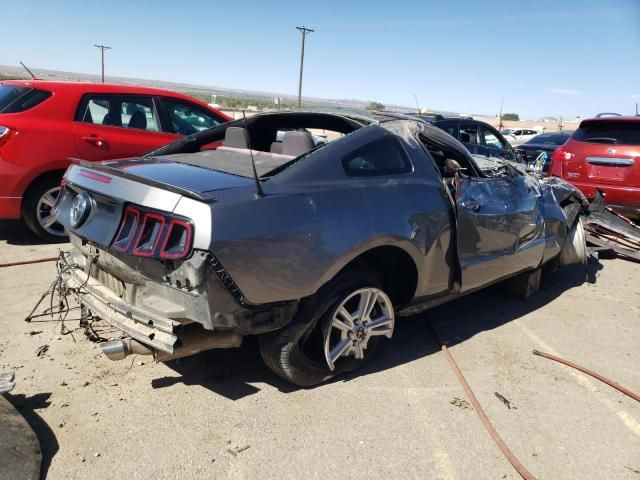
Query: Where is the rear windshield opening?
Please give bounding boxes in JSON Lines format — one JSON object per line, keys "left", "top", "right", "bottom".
{"left": 0, "top": 84, "right": 52, "bottom": 113}
{"left": 573, "top": 121, "right": 640, "bottom": 145}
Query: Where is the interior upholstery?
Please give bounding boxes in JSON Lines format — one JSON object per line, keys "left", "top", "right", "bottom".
{"left": 270, "top": 142, "right": 283, "bottom": 154}
{"left": 224, "top": 127, "right": 250, "bottom": 149}
{"left": 102, "top": 111, "right": 122, "bottom": 127}
{"left": 128, "top": 110, "right": 147, "bottom": 130}
{"left": 281, "top": 131, "right": 315, "bottom": 157}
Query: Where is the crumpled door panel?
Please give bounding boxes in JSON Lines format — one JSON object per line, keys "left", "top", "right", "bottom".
{"left": 456, "top": 174, "right": 545, "bottom": 291}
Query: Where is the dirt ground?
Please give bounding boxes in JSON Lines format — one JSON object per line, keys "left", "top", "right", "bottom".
{"left": 1, "top": 219, "right": 639, "bottom": 480}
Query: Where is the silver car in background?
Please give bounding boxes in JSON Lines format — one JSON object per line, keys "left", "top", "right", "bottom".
{"left": 52, "top": 111, "right": 588, "bottom": 386}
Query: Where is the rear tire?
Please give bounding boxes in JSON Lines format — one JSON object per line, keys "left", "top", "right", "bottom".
{"left": 22, "top": 175, "right": 67, "bottom": 243}
{"left": 259, "top": 269, "right": 394, "bottom": 387}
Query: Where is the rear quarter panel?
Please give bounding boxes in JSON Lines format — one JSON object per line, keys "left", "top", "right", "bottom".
{"left": 0, "top": 87, "right": 78, "bottom": 196}
{"left": 210, "top": 128, "right": 454, "bottom": 305}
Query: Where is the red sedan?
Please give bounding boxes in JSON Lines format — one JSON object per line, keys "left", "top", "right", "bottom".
{"left": 0, "top": 80, "right": 230, "bottom": 241}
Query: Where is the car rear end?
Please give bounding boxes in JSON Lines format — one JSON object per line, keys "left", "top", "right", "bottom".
{"left": 53, "top": 160, "right": 296, "bottom": 362}
{"left": 0, "top": 81, "right": 56, "bottom": 219}
{"left": 515, "top": 133, "right": 570, "bottom": 173}
{"left": 548, "top": 117, "right": 640, "bottom": 218}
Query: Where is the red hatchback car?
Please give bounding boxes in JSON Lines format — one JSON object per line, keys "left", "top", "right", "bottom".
{"left": 548, "top": 116, "right": 640, "bottom": 218}
{"left": 0, "top": 80, "right": 230, "bottom": 240}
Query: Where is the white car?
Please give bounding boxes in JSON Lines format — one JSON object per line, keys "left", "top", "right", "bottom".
{"left": 501, "top": 127, "right": 544, "bottom": 145}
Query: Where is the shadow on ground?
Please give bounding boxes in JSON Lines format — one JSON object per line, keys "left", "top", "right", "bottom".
{"left": 152, "top": 258, "right": 603, "bottom": 400}
{"left": 6, "top": 392, "right": 58, "bottom": 480}
{"left": 0, "top": 220, "right": 50, "bottom": 246}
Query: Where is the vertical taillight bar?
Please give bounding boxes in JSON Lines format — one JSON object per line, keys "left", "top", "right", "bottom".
{"left": 159, "top": 219, "right": 193, "bottom": 259}
{"left": 132, "top": 213, "right": 165, "bottom": 257}
{"left": 112, "top": 207, "right": 141, "bottom": 252}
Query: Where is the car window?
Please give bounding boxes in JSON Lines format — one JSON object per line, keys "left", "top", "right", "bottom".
{"left": 120, "top": 97, "right": 159, "bottom": 131}
{"left": 528, "top": 133, "right": 566, "bottom": 145}
{"left": 480, "top": 128, "right": 503, "bottom": 149}
{"left": 77, "top": 95, "right": 160, "bottom": 131}
{"left": 161, "top": 98, "right": 223, "bottom": 135}
{"left": 459, "top": 125, "right": 479, "bottom": 144}
{"left": 342, "top": 136, "right": 412, "bottom": 177}
{"left": 443, "top": 125, "right": 457, "bottom": 137}
{"left": 572, "top": 121, "right": 640, "bottom": 145}
{"left": 0, "top": 84, "right": 51, "bottom": 113}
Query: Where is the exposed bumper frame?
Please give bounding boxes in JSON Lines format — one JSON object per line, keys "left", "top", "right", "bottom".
{"left": 64, "top": 268, "right": 179, "bottom": 353}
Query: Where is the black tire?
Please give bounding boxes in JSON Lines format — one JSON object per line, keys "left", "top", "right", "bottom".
{"left": 259, "top": 268, "right": 390, "bottom": 387}
{"left": 22, "top": 175, "right": 67, "bottom": 243}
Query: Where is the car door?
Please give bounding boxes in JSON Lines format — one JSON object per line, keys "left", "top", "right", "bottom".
{"left": 73, "top": 94, "right": 179, "bottom": 161}
{"left": 455, "top": 171, "right": 546, "bottom": 291}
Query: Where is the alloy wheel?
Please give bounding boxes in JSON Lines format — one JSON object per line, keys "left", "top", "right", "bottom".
{"left": 323, "top": 287, "right": 394, "bottom": 371}
{"left": 36, "top": 186, "right": 65, "bottom": 237}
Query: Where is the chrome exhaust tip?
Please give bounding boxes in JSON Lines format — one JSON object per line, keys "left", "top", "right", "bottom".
{"left": 100, "top": 338, "right": 153, "bottom": 361}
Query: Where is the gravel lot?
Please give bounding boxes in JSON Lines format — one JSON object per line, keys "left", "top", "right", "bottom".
{"left": 1, "top": 219, "right": 638, "bottom": 480}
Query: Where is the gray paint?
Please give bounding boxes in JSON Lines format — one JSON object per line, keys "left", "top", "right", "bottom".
{"left": 56, "top": 112, "right": 586, "bottom": 334}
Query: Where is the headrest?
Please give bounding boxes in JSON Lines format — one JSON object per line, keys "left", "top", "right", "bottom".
{"left": 224, "top": 127, "right": 250, "bottom": 149}
{"left": 459, "top": 132, "right": 471, "bottom": 143}
{"left": 128, "top": 110, "right": 147, "bottom": 130}
{"left": 282, "top": 131, "right": 315, "bottom": 157}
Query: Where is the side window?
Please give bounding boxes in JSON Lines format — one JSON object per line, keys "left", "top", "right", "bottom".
{"left": 480, "top": 128, "right": 503, "bottom": 149}
{"left": 78, "top": 96, "right": 116, "bottom": 125}
{"left": 77, "top": 95, "right": 160, "bottom": 131}
{"left": 459, "top": 124, "right": 479, "bottom": 145}
{"left": 120, "top": 96, "right": 160, "bottom": 131}
{"left": 342, "top": 137, "right": 412, "bottom": 177}
{"left": 161, "top": 98, "right": 223, "bottom": 135}
{"left": 444, "top": 125, "right": 457, "bottom": 137}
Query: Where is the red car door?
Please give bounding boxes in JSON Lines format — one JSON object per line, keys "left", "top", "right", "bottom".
{"left": 72, "top": 94, "right": 180, "bottom": 161}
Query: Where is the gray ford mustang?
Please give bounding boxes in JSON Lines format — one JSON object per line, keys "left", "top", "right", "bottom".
{"left": 53, "top": 110, "right": 588, "bottom": 386}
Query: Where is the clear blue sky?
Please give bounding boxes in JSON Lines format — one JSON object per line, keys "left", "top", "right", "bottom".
{"left": 2, "top": 0, "right": 639, "bottom": 119}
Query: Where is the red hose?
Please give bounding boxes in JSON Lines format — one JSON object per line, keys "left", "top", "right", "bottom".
{"left": 432, "top": 321, "right": 537, "bottom": 480}
{"left": 0, "top": 257, "right": 58, "bottom": 268}
{"left": 533, "top": 350, "right": 640, "bottom": 403}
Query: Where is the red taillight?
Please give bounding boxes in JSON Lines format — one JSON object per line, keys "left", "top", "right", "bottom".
{"left": 159, "top": 219, "right": 193, "bottom": 259}
{"left": 111, "top": 206, "right": 193, "bottom": 260}
{"left": 112, "top": 207, "right": 141, "bottom": 252}
{"left": 549, "top": 146, "right": 575, "bottom": 177}
{"left": 551, "top": 146, "right": 574, "bottom": 162}
{"left": 133, "top": 213, "right": 165, "bottom": 257}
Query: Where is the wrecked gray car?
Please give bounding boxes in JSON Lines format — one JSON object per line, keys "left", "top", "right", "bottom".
{"left": 52, "top": 111, "right": 588, "bottom": 386}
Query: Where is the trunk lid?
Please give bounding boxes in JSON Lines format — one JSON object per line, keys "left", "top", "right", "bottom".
{"left": 101, "top": 156, "right": 255, "bottom": 197}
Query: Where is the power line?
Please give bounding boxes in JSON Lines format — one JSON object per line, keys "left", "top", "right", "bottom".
{"left": 295, "top": 26, "right": 314, "bottom": 109}
{"left": 94, "top": 44, "right": 112, "bottom": 83}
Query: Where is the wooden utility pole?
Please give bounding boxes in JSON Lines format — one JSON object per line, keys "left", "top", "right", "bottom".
{"left": 296, "top": 26, "right": 314, "bottom": 109}
{"left": 94, "top": 44, "right": 112, "bottom": 83}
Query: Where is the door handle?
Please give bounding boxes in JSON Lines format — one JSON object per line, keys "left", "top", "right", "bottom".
{"left": 461, "top": 201, "right": 480, "bottom": 212}
{"left": 82, "top": 135, "right": 105, "bottom": 147}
